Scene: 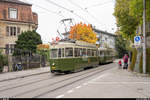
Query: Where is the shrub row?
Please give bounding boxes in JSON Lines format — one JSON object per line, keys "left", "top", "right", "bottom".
{"left": 130, "top": 48, "right": 150, "bottom": 74}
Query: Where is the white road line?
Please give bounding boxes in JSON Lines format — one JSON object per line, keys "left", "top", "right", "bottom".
{"left": 67, "top": 90, "right": 74, "bottom": 93}
{"left": 76, "top": 86, "right": 82, "bottom": 89}
{"left": 90, "top": 73, "right": 110, "bottom": 82}
{"left": 83, "top": 83, "right": 88, "bottom": 85}
{"left": 56, "top": 94, "right": 64, "bottom": 98}
{"left": 89, "top": 81, "right": 150, "bottom": 85}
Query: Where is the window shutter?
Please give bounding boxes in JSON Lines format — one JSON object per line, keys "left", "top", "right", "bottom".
{"left": 17, "top": 27, "right": 20, "bottom": 35}
{"left": 14, "top": 27, "right": 16, "bottom": 36}
{"left": 6, "top": 26, "right": 9, "bottom": 36}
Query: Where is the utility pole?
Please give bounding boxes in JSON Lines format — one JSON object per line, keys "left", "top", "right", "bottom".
{"left": 143, "top": 0, "right": 146, "bottom": 74}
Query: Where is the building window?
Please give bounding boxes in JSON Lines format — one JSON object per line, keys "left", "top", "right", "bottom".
{"left": 9, "top": 8, "right": 18, "bottom": 19}
{"left": 6, "top": 26, "right": 21, "bottom": 36}
{"left": 5, "top": 44, "right": 15, "bottom": 54}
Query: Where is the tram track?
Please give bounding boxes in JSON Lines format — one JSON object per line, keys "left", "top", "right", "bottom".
{"left": 0, "top": 65, "right": 101, "bottom": 93}
{"left": 10, "top": 63, "right": 116, "bottom": 98}
{"left": 0, "top": 74, "right": 54, "bottom": 92}
{"left": 34, "top": 63, "right": 115, "bottom": 98}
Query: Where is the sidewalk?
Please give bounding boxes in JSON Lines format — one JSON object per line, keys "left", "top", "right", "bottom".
{"left": 61, "top": 63, "right": 150, "bottom": 98}
{"left": 0, "top": 66, "right": 50, "bottom": 82}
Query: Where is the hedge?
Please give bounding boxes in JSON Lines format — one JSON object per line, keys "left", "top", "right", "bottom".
{"left": 130, "top": 48, "right": 150, "bottom": 74}
{"left": 0, "top": 53, "right": 8, "bottom": 72}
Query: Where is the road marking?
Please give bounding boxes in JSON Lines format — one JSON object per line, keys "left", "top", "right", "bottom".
{"left": 89, "top": 81, "right": 150, "bottom": 85}
{"left": 56, "top": 94, "right": 64, "bottom": 98}
{"left": 90, "top": 73, "right": 110, "bottom": 82}
{"left": 67, "top": 90, "right": 74, "bottom": 93}
{"left": 83, "top": 83, "right": 88, "bottom": 86}
{"left": 76, "top": 86, "right": 82, "bottom": 89}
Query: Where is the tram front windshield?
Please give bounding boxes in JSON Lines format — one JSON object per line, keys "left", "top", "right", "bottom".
{"left": 51, "top": 49, "right": 57, "bottom": 58}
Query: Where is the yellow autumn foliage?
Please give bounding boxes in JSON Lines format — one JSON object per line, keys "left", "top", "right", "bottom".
{"left": 69, "top": 22, "right": 97, "bottom": 44}
{"left": 37, "top": 44, "right": 50, "bottom": 50}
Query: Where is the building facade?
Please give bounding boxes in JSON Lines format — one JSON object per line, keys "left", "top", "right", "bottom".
{"left": 93, "top": 29, "right": 116, "bottom": 49}
{"left": 0, "top": 0, "right": 38, "bottom": 54}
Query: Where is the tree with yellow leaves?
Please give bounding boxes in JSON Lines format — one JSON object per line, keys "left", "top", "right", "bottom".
{"left": 37, "top": 44, "right": 50, "bottom": 61}
{"left": 69, "top": 22, "right": 97, "bottom": 44}
{"left": 37, "top": 44, "right": 50, "bottom": 50}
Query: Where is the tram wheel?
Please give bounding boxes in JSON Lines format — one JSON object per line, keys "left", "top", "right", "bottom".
{"left": 64, "top": 71, "right": 70, "bottom": 74}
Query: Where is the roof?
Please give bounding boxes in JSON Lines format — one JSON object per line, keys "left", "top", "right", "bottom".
{"left": 93, "top": 28, "right": 116, "bottom": 37}
{"left": 0, "top": 0, "right": 32, "bottom": 6}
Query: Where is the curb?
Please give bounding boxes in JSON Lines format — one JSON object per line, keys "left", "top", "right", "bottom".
{"left": 132, "top": 71, "right": 150, "bottom": 77}
{"left": 0, "top": 71, "right": 50, "bottom": 82}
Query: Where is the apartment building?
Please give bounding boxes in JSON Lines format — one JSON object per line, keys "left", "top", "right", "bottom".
{"left": 93, "top": 29, "right": 116, "bottom": 49}
{"left": 0, "top": 0, "right": 38, "bottom": 54}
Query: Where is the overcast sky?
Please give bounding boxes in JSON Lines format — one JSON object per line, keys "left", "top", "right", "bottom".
{"left": 23, "top": 0, "right": 117, "bottom": 43}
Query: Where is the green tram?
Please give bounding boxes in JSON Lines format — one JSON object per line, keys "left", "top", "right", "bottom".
{"left": 49, "top": 40, "right": 114, "bottom": 74}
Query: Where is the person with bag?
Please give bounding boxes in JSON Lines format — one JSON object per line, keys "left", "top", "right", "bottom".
{"left": 123, "top": 54, "right": 128, "bottom": 69}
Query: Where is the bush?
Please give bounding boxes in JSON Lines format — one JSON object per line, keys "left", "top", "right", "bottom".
{"left": 0, "top": 51, "right": 8, "bottom": 72}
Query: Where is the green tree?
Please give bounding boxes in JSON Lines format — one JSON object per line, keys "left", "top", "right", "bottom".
{"left": 114, "top": 0, "right": 138, "bottom": 40}
{"left": 130, "top": 0, "right": 150, "bottom": 24}
{"left": 0, "top": 50, "right": 8, "bottom": 72}
{"left": 114, "top": 0, "right": 150, "bottom": 41}
{"left": 14, "top": 30, "right": 42, "bottom": 56}
{"left": 115, "top": 35, "right": 128, "bottom": 58}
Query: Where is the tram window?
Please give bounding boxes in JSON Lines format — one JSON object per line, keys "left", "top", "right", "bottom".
{"left": 87, "top": 49, "right": 92, "bottom": 56}
{"left": 82, "top": 48, "right": 86, "bottom": 56}
{"left": 94, "top": 50, "right": 96, "bottom": 57}
{"left": 79, "top": 48, "right": 82, "bottom": 56}
{"left": 92, "top": 50, "right": 94, "bottom": 56}
{"left": 58, "top": 48, "right": 61, "bottom": 58}
{"left": 75, "top": 48, "right": 79, "bottom": 57}
{"left": 99, "top": 51, "right": 101, "bottom": 56}
{"left": 104, "top": 51, "right": 107, "bottom": 56}
{"left": 87, "top": 49, "right": 90, "bottom": 56}
{"left": 100, "top": 51, "right": 104, "bottom": 56}
{"left": 51, "top": 49, "right": 57, "bottom": 58}
{"left": 65, "top": 48, "right": 73, "bottom": 57}
{"left": 62, "top": 48, "right": 64, "bottom": 57}
{"left": 108, "top": 51, "right": 110, "bottom": 56}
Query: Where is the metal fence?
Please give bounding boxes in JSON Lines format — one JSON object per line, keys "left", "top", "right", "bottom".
{"left": 0, "top": 47, "right": 47, "bottom": 72}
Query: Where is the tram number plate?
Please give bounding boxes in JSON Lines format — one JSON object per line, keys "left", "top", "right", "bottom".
{"left": 52, "top": 66, "right": 55, "bottom": 69}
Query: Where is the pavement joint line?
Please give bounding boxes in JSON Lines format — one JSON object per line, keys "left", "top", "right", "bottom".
{"left": 56, "top": 94, "right": 65, "bottom": 98}
{"left": 0, "top": 71, "right": 50, "bottom": 82}
{"left": 89, "top": 73, "right": 109, "bottom": 82}
{"left": 88, "top": 81, "right": 150, "bottom": 85}
{"left": 75, "top": 86, "right": 82, "bottom": 89}
{"left": 83, "top": 83, "right": 88, "bottom": 85}
{"left": 67, "top": 90, "right": 74, "bottom": 94}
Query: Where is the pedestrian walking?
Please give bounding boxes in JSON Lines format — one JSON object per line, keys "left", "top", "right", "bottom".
{"left": 123, "top": 54, "right": 128, "bottom": 69}
{"left": 118, "top": 59, "right": 122, "bottom": 69}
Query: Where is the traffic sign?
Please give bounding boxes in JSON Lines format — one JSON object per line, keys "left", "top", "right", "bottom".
{"left": 134, "top": 36, "right": 141, "bottom": 47}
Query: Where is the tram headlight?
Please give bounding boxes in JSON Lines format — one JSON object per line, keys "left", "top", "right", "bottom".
{"left": 52, "top": 63, "right": 55, "bottom": 66}
{"left": 51, "top": 63, "right": 56, "bottom": 70}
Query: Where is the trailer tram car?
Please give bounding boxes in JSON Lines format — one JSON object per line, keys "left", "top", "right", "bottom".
{"left": 49, "top": 40, "right": 114, "bottom": 74}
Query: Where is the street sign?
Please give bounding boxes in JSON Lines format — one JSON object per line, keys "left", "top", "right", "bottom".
{"left": 134, "top": 36, "right": 141, "bottom": 46}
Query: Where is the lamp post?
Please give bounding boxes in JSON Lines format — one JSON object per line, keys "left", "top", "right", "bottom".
{"left": 143, "top": 0, "right": 146, "bottom": 74}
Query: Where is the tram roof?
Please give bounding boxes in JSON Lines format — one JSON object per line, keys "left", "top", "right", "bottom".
{"left": 50, "top": 39, "right": 97, "bottom": 48}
